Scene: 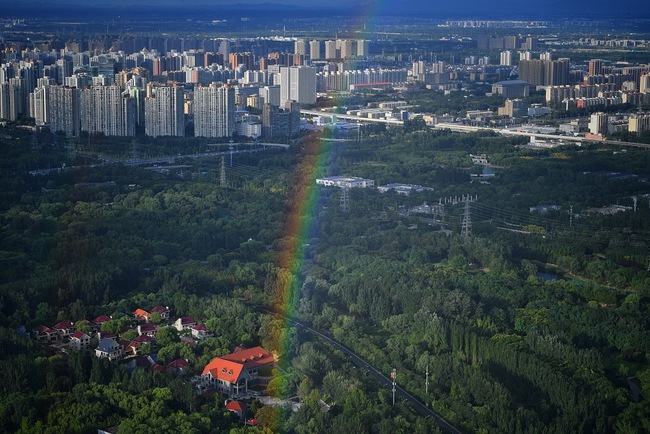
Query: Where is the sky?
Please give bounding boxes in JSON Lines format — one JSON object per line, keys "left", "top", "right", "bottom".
{"left": 3, "top": 0, "right": 639, "bottom": 19}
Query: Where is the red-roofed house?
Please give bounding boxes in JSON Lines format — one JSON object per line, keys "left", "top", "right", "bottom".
{"left": 133, "top": 308, "right": 151, "bottom": 323}
{"left": 201, "top": 346, "right": 274, "bottom": 397}
{"left": 96, "top": 331, "right": 117, "bottom": 341}
{"left": 33, "top": 325, "right": 57, "bottom": 342}
{"left": 94, "top": 315, "right": 112, "bottom": 326}
{"left": 167, "top": 358, "right": 191, "bottom": 375}
{"left": 174, "top": 316, "right": 196, "bottom": 331}
{"left": 69, "top": 331, "right": 91, "bottom": 350}
{"left": 151, "top": 306, "right": 171, "bottom": 320}
{"left": 225, "top": 401, "right": 247, "bottom": 419}
{"left": 52, "top": 321, "right": 74, "bottom": 339}
{"left": 133, "top": 334, "right": 155, "bottom": 345}
{"left": 137, "top": 323, "right": 156, "bottom": 337}
{"left": 191, "top": 323, "right": 213, "bottom": 340}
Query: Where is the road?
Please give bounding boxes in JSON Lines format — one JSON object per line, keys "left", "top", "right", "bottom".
{"left": 288, "top": 318, "right": 463, "bottom": 434}
{"left": 28, "top": 143, "right": 289, "bottom": 176}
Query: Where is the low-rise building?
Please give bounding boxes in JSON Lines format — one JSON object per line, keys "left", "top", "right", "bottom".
{"left": 316, "top": 176, "right": 374, "bottom": 188}
{"left": 95, "top": 338, "right": 123, "bottom": 361}
{"left": 69, "top": 331, "right": 91, "bottom": 350}
{"left": 202, "top": 346, "right": 274, "bottom": 397}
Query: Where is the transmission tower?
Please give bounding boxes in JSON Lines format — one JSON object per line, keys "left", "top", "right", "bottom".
{"left": 461, "top": 200, "right": 472, "bottom": 237}
{"left": 340, "top": 187, "right": 350, "bottom": 213}
{"left": 219, "top": 156, "right": 227, "bottom": 188}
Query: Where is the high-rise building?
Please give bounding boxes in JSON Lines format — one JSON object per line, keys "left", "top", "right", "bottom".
{"left": 337, "top": 39, "right": 354, "bottom": 59}
{"left": 589, "top": 112, "right": 608, "bottom": 135}
{"left": 193, "top": 83, "right": 235, "bottom": 138}
{"left": 279, "top": 66, "right": 316, "bottom": 105}
{"left": 588, "top": 59, "right": 604, "bottom": 76}
{"left": 259, "top": 85, "right": 281, "bottom": 106}
{"left": 639, "top": 73, "right": 650, "bottom": 93}
{"left": 309, "top": 40, "right": 321, "bottom": 60}
{"left": 48, "top": 86, "right": 80, "bottom": 137}
{"left": 357, "top": 40, "right": 369, "bottom": 57}
{"left": 294, "top": 39, "right": 307, "bottom": 56}
{"left": 500, "top": 51, "right": 512, "bottom": 66}
{"left": 324, "top": 40, "right": 337, "bottom": 60}
{"left": 519, "top": 59, "right": 570, "bottom": 86}
{"left": 145, "top": 84, "right": 184, "bottom": 137}
{"left": 80, "top": 85, "right": 135, "bottom": 136}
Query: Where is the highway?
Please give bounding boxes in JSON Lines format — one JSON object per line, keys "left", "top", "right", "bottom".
{"left": 286, "top": 317, "right": 463, "bottom": 434}
{"left": 28, "top": 143, "right": 288, "bottom": 176}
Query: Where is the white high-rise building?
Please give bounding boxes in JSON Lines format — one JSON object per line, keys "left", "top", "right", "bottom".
{"left": 145, "top": 84, "right": 184, "bottom": 137}
{"left": 47, "top": 86, "right": 80, "bottom": 137}
{"left": 279, "top": 66, "right": 316, "bottom": 105}
{"left": 589, "top": 112, "right": 608, "bottom": 135}
{"left": 309, "top": 40, "right": 321, "bottom": 60}
{"left": 640, "top": 73, "right": 650, "bottom": 94}
{"left": 193, "top": 83, "right": 235, "bottom": 138}
{"left": 324, "top": 40, "right": 337, "bottom": 60}
{"left": 500, "top": 50, "right": 512, "bottom": 66}
{"left": 337, "top": 39, "right": 354, "bottom": 59}
{"left": 80, "top": 85, "right": 135, "bottom": 137}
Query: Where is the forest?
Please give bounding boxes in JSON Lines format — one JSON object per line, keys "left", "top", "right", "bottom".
{"left": 0, "top": 121, "right": 649, "bottom": 433}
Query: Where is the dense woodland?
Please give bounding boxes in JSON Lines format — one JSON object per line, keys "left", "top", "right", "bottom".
{"left": 1, "top": 121, "right": 649, "bottom": 433}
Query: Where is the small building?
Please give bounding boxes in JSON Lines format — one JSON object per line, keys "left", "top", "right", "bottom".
{"left": 69, "top": 331, "right": 91, "bottom": 350}
{"left": 377, "top": 183, "right": 432, "bottom": 195}
{"left": 32, "top": 325, "right": 57, "bottom": 343}
{"left": 133, "top": 308, "right": 151, "bottom": 323}
{"left": 469, "top": 154, "right": 489, "bottom": 165}
{"left": 137, "top": 323, "right": 156, "bottom": 337}
{"left": 225, "top": 401, "right": 248, "bottom": 419}
{"left": 315, "top": 175, "right": 374, "bottom": 189}
{"left": 167, "top": 358, "right": 191, "bottom": 376}
{"left": 52, "top": 321, "right": 74, "bottom": 340}
{"left": 151, "top": 306, "right": 171, "bottom": 321}
{"left": 94, "top": 315, "right": 112, "bottom": 327}
{"left": 191, "top": 323, "right": 213, "bottom": 340}
{"left": 95, "top": 338, "right": 123, "bottom": 361}
{"left": 175, "top": 316, "right": 197, "bottom": 332}
{"left": 202, "top": 346, "right": 274, "bottom": 397}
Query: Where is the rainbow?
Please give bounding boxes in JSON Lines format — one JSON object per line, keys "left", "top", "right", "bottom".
{"left": 272, "top": 134, "right": 332, "bottom": 392}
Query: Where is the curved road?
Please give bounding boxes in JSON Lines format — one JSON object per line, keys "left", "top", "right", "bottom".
{"left": 288, "top": 318, "right": 463, "bottom": 434}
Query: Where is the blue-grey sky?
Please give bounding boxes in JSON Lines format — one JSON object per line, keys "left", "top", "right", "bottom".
{"left": 4, "top": 0, "right": 637, "bottom": 18}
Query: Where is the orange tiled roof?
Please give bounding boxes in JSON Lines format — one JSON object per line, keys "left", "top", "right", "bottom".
{"left": 202, "top": 358, "right": 246, "bottom": 383}
{"left": 220, "top": 346, "right": 274, "bottom": 369}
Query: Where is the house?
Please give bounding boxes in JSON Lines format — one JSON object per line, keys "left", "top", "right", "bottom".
{"left": 174, "top": 316, "right": 197, "bottom": 332}
{"left": 167, "top": 358, "right": 191, "bottom": 375}
{"left": 94, "top": 315, "right": 112, "bottom": 326}
{"left": 191, "top": 323, "right": 213, "bottom": 340}
{"left": 32, "top": 325, "right": 57, "bottom": 342}
{"left": 121, "top": 339, "right": 140, "bottom": 357}
{"left": 201, "top": 346, "right": 274, "bottom": 397}
{"left": 133, "top": 308, "right": 151, "bottom": 323}
{"left": 96, "top": 331, "right": 117, "bottom": 341}
{"left": 52, "top": 321, "right": 74, "bottom": 339}
{"left": 69, "top": 331, "right": 91, "bottom": 350}
{"left": 95, "top": 338, "right": 123, "bottom": 361}
{"left": 225, "top": 401, "right": 247, "bottom": 419}
{"left": 137, "top": 323, "right": 156, "bottom": 337}
{"left": 151, "top": 306, "right": 171, "bottom": 320}
{"left": 133, "top": 334, "right": 155, "bottom": 345}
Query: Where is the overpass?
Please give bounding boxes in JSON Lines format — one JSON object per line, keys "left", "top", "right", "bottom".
{"left": 301, "top": 109, "right": 404, "bottom": 125}
{"left": 433, "top": 123, "right": 650, "bottom": 149}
